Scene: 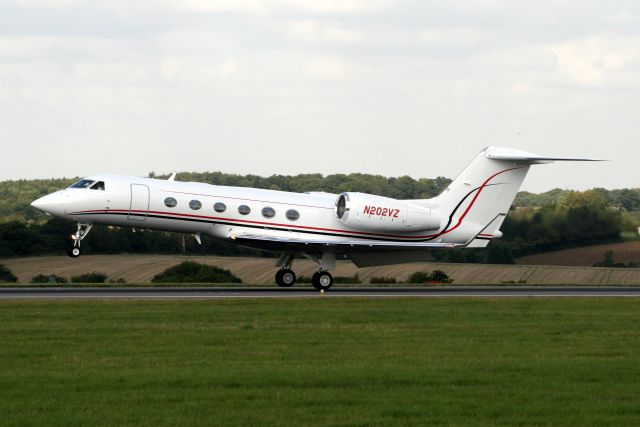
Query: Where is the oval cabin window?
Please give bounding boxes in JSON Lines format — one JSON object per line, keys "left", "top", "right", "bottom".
{"left": 189, "top": 200, "right": 202, "bottom": 210}
{"left": 238, "top": 205, "right": 251, "bottom": 215}
{"left": 286, "top": 209, "right": 300, "bottom": 221}
{"left": 262, "top": 207, "right": 276, "bottom": 218}
{"left": 164, "top": 197, "right": 177, "bottom": 208}
{"left": 214, "top": 202, "right": 226, "bottom": 213}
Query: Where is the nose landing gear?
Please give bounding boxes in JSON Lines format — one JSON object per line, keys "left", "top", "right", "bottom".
{"left": 67, "top": 223, "right": 93, "bottom": 258}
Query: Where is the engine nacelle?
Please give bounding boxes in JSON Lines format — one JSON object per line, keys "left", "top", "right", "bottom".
{"left": 335, "top": 192, "right": 441, "bottom": 232}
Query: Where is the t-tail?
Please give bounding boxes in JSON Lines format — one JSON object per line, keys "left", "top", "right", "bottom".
{"left": 429, "top": 146, "right": 603, "bottom": 247}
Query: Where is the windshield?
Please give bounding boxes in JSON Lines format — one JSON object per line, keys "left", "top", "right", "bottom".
{"left": 69, "top": 179, "right": 95, "bottom": 189}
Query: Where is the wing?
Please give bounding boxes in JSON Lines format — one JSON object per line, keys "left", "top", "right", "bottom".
{"left": 232, "top": 233, "right": 463, "bottom": 251}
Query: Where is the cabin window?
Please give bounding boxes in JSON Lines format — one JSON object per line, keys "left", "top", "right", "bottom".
{"left": 214, "top": 202, "right": 226, "bottom": 213}
{"left": 262, "top": 206, "right": 276, "bottom": 218}
{"left": 90, "top": 181, "right": 105, "bottom": 191}
{"left": 238, "top": 205, "right": 251, "bottom": 215}
{"left": 189, "top": 200, "right": 202, "bottom": 210}
{"left": 286, "top": 209, "right": 300, "bottom": 221}
{"left": 70, "top": 179, "right": 95, "bottom": 189}
{"left": 164, "top": 197, "right": 177, "bottom": 208}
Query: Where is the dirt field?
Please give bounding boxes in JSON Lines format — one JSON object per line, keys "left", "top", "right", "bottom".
{"left": 516, "top": 241, "right": 640, "bottom": 267}
{"left": 3, "top": 254, "right": 640, "bottom": 285}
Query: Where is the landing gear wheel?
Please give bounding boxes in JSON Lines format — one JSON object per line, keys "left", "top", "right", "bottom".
{"left": 67, "top": 246, "right": 81, "bottom": 258}
{"left": 275, "top": 269, "right": 296, "bottom": 287}
{"left": 312, "top": 271, "right": 333, "bottom": 291}
{"left": 66, "top": 223, "right": 92, "bottom": 259}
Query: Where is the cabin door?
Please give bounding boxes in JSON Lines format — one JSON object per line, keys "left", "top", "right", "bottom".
{"left": 129, "top": 184, "right": 149, "bottom": 221}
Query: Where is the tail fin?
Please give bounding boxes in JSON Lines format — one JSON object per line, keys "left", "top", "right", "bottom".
{"left": 431, "top": 146, "right": 602, "bottom": 246}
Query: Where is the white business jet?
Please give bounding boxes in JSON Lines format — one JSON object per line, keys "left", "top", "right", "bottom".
{"left": 31, "top": 147, "right": 600, "bottom": 290}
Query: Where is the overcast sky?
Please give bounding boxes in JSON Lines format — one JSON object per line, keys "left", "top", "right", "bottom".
{"left": 0, "top": 0, "right": 638, "bottom": 192}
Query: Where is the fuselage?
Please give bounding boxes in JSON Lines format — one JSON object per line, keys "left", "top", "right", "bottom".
{"left": 31, "top": 174, "right": 462, "bottom": 249}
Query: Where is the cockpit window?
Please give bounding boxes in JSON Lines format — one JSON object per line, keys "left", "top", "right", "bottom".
{"left": 70, "top": 179, "right": 95, "bottom": 189}
{"left": 90, "top": 181, "right": 105, "bottom": 191}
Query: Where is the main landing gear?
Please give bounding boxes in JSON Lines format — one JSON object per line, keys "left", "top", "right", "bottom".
{"left": 273, "top": 253, "right": 335, "bottom": 291}
{"left": 275, "top": 269, "right": 296, "bottom": 287}
{"left": 275, "top": 253, "right": 296, "bottom": 287}
{"left": 67, "top": 223, "right": 93, "bottom": 258}
{"left": 311, "top": 271, "right": 333, "bottom": 291}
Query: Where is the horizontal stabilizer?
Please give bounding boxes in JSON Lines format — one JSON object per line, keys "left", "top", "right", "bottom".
{"left": 484, "top": 147, "right": 605, "bottom": 163}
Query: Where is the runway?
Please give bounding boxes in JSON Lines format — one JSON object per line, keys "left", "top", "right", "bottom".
{"left": 2, "top": 286, "right": 640, "bottom": 299}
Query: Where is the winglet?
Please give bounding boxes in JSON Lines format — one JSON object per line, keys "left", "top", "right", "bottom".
{"left": 168, "top": 173, "right": 176, "bottom": 181}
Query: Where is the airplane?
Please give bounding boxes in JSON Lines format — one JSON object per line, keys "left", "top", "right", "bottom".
{"left": 31, "top": 146, "right": 601, "bottom": 290}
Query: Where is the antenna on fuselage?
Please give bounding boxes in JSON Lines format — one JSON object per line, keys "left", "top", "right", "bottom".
{"left": 168, "top": 173, "right": 176, "bottom": 181}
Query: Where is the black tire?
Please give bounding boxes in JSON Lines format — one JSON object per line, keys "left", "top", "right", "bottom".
{"left": 311, "top": 271, "right": 333, "bottom": 291}
{"left": 275, "top": 269, "right": 296, "bottom": 287}
{"left": 67, "top": 246, "right": 81, "bottom": 258}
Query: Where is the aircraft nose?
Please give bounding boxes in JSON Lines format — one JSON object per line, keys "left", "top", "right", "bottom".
{"left": 31, "top": 192, "right": 66, "bottom": 216}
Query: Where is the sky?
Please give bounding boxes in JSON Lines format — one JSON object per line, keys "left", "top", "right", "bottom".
{"left": 0, "top": 0, "right": 638, "bottom": 192}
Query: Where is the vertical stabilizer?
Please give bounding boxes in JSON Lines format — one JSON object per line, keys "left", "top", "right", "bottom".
{"left": 431, "top": 147, "right": 529, "bottom": 244}
{"left": 429, "top": 147, "right": 601, "bottom": 245}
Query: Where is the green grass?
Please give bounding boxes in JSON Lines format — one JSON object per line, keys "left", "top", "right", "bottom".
{"left": 1, "top": 298, "right": 640, "bottom": 426}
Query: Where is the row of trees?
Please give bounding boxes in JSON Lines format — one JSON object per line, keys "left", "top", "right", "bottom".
{"left": 0, "top": 173, "right": 636, "bottom": 261}
{"left": 5, "top": 171, "right": 637, "bottom": 224}
{"left": 515, "top": 188, "right": 640, "bottom": 211}
{"left": 433, "top": 190, "right": 625, "bottom": 264}
{"left": 0, "top": 191, "right": 626, "bottom": 261}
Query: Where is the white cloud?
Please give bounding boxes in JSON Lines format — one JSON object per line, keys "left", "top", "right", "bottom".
{"left": 0, "top": 1, "right": 638, "bottom": 192}
{"left": 548, "top": 34, "right": 640, "bottom": 86}
{"left": 305, "top": 56, "right": 348, "bottom": 80}
{"left": 5, "top": 0, "right": 390, "bottom": 14}
{"left": 287, "top": 20, "right": 364, "bottom": 44}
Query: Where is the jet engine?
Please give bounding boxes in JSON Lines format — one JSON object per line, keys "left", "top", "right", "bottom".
{"left": 335, "top": 192, "right": 442, "bottom": 232}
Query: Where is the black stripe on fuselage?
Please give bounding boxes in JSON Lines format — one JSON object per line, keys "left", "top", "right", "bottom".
{"left": 420, "top": 183, "right": 499, "bottom": 242}
{"left": 71, "top": 211, "right": 411, "bottom": 243}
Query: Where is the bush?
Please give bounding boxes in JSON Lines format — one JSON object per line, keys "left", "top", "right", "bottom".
{"left": 407, "top": 270, "right": 453, "bottom": 284}
{"left": 369, "top": 276, "right": 397, "bottom": 284}
{"left": 0, "top": 264, "right": 18, "bottom": 283}
{"left": 407, "top": 271, "right": 431, "bottom": 283}
{"left": 31, "top": 274, "right": 67, "bottom": 284}
{"left": 151, "top": 262, "right": 242, "bottom": 283}
{"left": 71, "top": 272, "right": 108, "bottom": 283}
{"left": 429, "top": 270, "right": 451, "bottom": 283}
{"left": 593, "top": 251, "right": 640, "bottom": 268}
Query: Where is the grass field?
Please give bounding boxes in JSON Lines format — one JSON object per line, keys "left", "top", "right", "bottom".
{"left": 1, "top": 298, "right": 640, "bottom": 426}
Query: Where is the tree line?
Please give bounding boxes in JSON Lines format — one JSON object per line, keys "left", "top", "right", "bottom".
{"left": 0, "top": 173, "right": 637, "bottom": 260}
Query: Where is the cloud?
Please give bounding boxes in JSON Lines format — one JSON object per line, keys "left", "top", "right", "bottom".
{"left": 305, "top": 56, "right": 348, "bottom": 80}
{"left": 0, "top": 0, "right": 638, "bottom": 192}
{"left": 548, "top": 33, "right": 640, "bottom": 86}
{"left": 287, "top": 20, "right": 364, "bottom": 45}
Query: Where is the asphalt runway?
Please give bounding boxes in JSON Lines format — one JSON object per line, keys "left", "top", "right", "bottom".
{"left": 1, "top": 286, "right": 640, "bottom": 299}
